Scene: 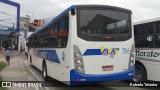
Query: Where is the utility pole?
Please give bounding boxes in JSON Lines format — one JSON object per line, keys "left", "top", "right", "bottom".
{"left": 25, "top": 15, "right": 30, "bottom": 39}
{"left": 11, "top": 23, "right": 15, "bottom": 55}
{"left": 25, "top": 15, "right": 30, "bottom": 56}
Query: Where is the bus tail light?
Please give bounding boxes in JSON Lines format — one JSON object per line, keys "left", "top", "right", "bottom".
{"left": 75, "top": 59, "right": 81, "bottom": 64}
{"left": 128, "top": 44, "right": 135, "bottom": 69}
{"left": 73, "top": 45, "right": 85, "bottom": 74}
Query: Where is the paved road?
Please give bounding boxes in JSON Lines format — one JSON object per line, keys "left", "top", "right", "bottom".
{"left": 23, "top": 60, "right": 160, "bottom": 90}
{"left": 1, "top": 53, "right": 160, "bottom": 90}
{"left": 0, "top": 54, "right": 45, "bottom": 90}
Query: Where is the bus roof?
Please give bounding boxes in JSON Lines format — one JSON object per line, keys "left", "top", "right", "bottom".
{"left": 134, "top": 17, "right": 160, "bottom": 25}
{"left": 30, "top": 5, "right": 132, "bottom": 37}
{"left": 31, "top": 5, "right": 76, "bottom": 36}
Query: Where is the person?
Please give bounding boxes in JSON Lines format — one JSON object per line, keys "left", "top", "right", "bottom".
{"left": 5, "top": 47, "right": 12, "bottom": 65}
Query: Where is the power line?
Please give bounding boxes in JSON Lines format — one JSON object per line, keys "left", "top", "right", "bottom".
{"left": 34, "top": 0, "right": 55, "bottom": 8}
{"left": 0, "top": 16, "right": 16, "bottom": 20}
{"left": 0, "top": 10, "right": 16, "bottom": 16}
{"left": 34, "top": 0, "right": 64, "bottom": 11}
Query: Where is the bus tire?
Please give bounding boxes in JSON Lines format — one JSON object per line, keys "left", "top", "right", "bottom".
{"left": 42, "top": 62, "right": 49, "bottom": 81}
{"left": 30, "top": 56, "right": 32, "bottom": 64}
{"left": 133, "top": 64, "right": 147, "bottom": 82}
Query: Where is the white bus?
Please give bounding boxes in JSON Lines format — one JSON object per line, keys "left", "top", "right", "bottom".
{"left": 27, "top": 5, "right": 135, "bottom": 86}
{"left": 134, "top": 17, "right": 160, "bottom": 82}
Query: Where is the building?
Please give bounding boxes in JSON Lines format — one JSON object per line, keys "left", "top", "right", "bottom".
{"left": 0, "top": 0, "right": 20, "bottom": 51}
{"left": 19, "top": 17, "right": 35, "bottom": 51}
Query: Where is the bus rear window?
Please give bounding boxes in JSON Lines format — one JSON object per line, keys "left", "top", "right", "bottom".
{"left": 78, "top": 8, "right": 132, "bottom": 41}
{"left": 79, "top": 9, "right": 129, "bottom": 34}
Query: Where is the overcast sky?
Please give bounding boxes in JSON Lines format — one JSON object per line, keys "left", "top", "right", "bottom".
{"left": 6, "top": 0, "right": 160, "bottom": 22}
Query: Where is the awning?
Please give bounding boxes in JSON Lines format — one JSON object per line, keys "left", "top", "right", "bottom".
{"left": 0, "top": 30, "right": 21, "bottom": 36}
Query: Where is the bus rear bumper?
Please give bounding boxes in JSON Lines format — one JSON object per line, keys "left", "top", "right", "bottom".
{"left": 70, "top": 66, "right": 135, "bottom": 86}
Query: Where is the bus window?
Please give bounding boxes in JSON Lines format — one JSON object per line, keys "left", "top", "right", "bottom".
{"left": 157, "top": 23, "right": 160, "bottom": 33}
{"left": 50, "top": 24, "right": 55, "bottom": 35}
{"left": 57, "top": 15, "right": 69, "bottom": 48}
{"left": 49, "top": 37, "right": 56, "bottom": 48}
{"left": 55, "top": 23, "right": 58, "bottom": 35}
{"left": 155, "top": 23, "right": 160, "bottom": 47}
{"left": 155, "top": 35, "right": 160, "bottom": 47}
{"left": 135, "top": 23, "right": 153, "bottom": 47}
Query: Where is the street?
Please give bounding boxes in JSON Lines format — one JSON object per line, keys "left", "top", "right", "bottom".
{"left": 25, "top": 61, "right": 160, "bottom": 90}
{"left": 0, "top": 52, "right": 159, "bottom": 90}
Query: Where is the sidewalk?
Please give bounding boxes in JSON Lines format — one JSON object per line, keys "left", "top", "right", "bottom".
{"left": 0, "top": 53, "right": 35, "bottom": 90}
{"left": 0, "top": 56, "right": 27, "bottom": 81}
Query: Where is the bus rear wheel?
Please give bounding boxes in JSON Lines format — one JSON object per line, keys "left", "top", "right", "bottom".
{"left": 133, "top": 64, "right": 147, "bottom": 82}
{"left": 42, "top": 62, "right": 49, "bottom": 81}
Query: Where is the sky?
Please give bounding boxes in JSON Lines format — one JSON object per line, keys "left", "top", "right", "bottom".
{"left": 3, "top": 0, "right": 160, "bottom": 23}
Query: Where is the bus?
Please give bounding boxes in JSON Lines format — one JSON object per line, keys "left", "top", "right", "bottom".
{"left": 27, "top": 5, "right": 135, "bottom": 86}
{"left": 134, "top": 17, "right": 160, "bottom": 82}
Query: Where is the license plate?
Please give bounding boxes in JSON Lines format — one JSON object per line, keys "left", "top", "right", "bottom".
{"left": 102, "top": 65, "right": 113, "bottom": 71}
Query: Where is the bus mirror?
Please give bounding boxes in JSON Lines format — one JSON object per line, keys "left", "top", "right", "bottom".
{"left": 71, "top": 9, "right": 75, "bottom": 15}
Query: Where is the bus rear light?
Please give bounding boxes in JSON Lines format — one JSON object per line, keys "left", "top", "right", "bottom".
{"left": 73, "top": 45, "right": 85, "bottom": 74}
{"left": 76, "top": 65, "right": 83, "bottom": 71}
{"left": 128, "top": 44, "right": 135, "bottom": 69}
{"left": 75, "top": 59, "right": 81, "bottom": 64}
{"left": 74, "top": 52, "right": 81, "bottom": 58}
{"left": 130, "top": 63, "right": 134, "bottom": 67}
{"left": 131, "top": 50, "right": 134, "bottom": 55}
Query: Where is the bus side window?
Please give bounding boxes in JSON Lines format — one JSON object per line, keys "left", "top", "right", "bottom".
{"left": 135, "top": 23, "right": 153, "bottom": 48}
{"left": 57, "top": 38, "right": 62, "bottom": 47}
{"left": 57, "top": 15, "right": 69, "bottom": 48}
{"left": 155, "top": 23, "right": 160, "bottom": 47}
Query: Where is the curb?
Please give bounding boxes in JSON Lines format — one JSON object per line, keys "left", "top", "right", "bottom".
{"left": 24, "top": 61, "right": 50, "bottom": 90}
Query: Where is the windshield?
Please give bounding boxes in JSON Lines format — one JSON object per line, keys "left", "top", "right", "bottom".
{"left": 79, "top": 9, "right": 130, "bottom": 35}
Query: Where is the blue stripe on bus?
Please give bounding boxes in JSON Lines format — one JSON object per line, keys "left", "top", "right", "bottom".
{"left": 37, "top": 50, "right": 60, "bottom": 64}
{"left": 70, "top": 66, "right": 135, "bottom": 86}
{"left": 83, "top": 49, "right": 102, "bottom": 56}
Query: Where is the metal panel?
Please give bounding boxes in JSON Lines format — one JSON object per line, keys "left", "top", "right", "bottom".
{"left": 0, "top": 0, "right": 20, "bottom": 32}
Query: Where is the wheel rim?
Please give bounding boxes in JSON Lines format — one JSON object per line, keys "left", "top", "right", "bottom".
{"left": 43, "top": 66, "right": 46, "bottom": 78}
{"left": 133, "top": 69, "right": 143, "bottom": 82}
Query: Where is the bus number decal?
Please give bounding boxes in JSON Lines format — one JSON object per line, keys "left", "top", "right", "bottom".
{"left": 122, "top": 48, "right": 131, "bottom": 54}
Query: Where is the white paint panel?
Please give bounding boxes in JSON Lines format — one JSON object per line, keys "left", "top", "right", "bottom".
{"left": 136, "top": 49, "right": 160, "bottom": 81}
